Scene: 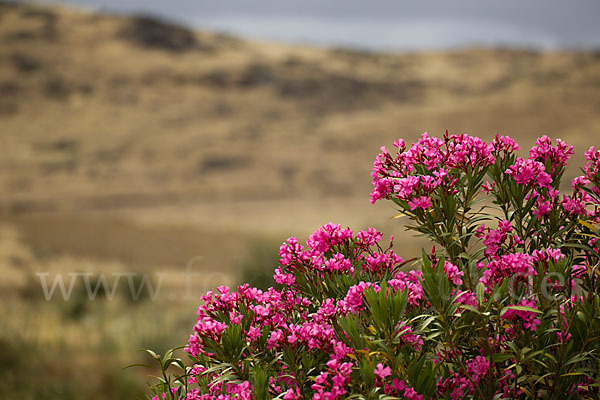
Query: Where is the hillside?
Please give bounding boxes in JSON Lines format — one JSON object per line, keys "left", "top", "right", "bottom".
{"left": 1, "top": 3, "right": 600, "bottom": 399}
{"left": 1, "top": 1, "right": 600, "bottom": 219}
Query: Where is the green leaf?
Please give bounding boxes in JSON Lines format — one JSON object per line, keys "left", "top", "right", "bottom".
{"left": 500, "top": 305, "right": 542, "bottom": 317}
{"left": 458, "top": 304, "right": 481, "bottom": 315}
{"left": 491, "top": 353, "right": 514, "bottom": 362}
{"left": 143, "top": 349, "right": 160, "bottom": 360}
{"left": 122, "top": 363, "right": 153, "bottom": 371}
{"left": 476, "top": 282, "right": 485, "bottom": 302}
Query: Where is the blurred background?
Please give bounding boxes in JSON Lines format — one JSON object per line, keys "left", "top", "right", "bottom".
{"left": 0, "top": 0, "right": 599, "bottom": 398}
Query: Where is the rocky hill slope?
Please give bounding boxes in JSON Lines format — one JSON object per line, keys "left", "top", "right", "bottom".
{"left": 1, "top": 1, "right": 599, "bottom": 216}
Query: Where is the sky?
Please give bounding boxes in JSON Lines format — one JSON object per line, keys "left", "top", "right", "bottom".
{"left": 53, "top": 0, "right": 600, "bottom": 51}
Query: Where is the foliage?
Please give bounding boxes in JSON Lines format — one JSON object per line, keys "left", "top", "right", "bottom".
{"left": 141, "top": 133, "right": 600, "bottom": 399}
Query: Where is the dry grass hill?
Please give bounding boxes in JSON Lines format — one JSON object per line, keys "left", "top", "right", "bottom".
{"left": 1, "top": 1, "right": 599, "bottom": 218}
{"left": 0, "top": 2, "right": 600, "bottom": 398}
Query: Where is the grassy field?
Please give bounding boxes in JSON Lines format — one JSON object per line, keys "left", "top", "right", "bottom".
{"left": 1, "top": 1, "right": 600, "bottom": 398}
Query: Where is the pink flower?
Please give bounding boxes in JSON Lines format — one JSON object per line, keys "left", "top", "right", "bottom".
{"left": 479, "top": 252, "right": 536, "bottom": 291}
{"left": 444, "top": 261, "right": 464, "bottom": 285}
{"left": 572, "top": 175, "right": 590, "bottom": 189}
{"left": 356, "top": 228, "right": 383, "bottom": 246}
{"left": 390, "top": 379, "right": 406, "bottom": 392}
{"left": 532, "top": 248, "right": 565, "bottom": 264}
{"left": 246, "top": 326, "right": 261, "bottom": 342}
{"left": 498, "top": 220, "right": 513, "bottom": 233}
{"left": 283, "top": 388, "right": 300, "bottom": 400}
{"left": 408, "top": 196, "right": 432, "bottom": 211}
{"left": 337, "top": 282, "right": 380, "bottom": 314}
{"left": 370, "top": 133, "right": 496, "bottom": 205}
{"left": 501, "top": 299, "right": 541, "bottom": 331}
{"left": 533, "top": 200, "right": 552, "bottom": 219}
{"left": 454, "top": 290, "right": 478, "bottom": 307}
{"left": 477, "top": 220, "right": 513, "bottom": 257}
{"left": 505, "top": 157, "right": 552, "bottom": 189}
{"left": 492, "top": 134, "right": 520, "bottom": 155}
{"left": 387, "top": 272, "right": 424, "bottom": 307}
{"left": 466, "top": 356, "right": 490, "bottom": 382}
{"left": 394, "top": 176, "right": 421, "bottom": 199}
{"left": 267, "top": 329, "right": 283, "bottom": 350}
{"left": 403, "top": 387, "right": 423, "bottom": 400}
{"left": 274, "top": 267, "right": 296, "bottom": 286}
{"left": 323, "top": 253, "right": 353, "bottom": 273}
{"left": 529, "top": 135, "right": 573, "bottom": 173}
{"left": 374, "top": 363, "right": 391, "bottom": 380}
{"left": 562, "top": 195, "right": 586, "bottom": 215}
{"left": 482, "top": 181, "right": 495, "bottom": 194}
{"left": 395, "top": 322, "right": 424, "bottom": 349}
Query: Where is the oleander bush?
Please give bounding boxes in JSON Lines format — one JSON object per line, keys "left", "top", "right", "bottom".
{"left": 141, "top": 133, "right": 600, "bottom": 399}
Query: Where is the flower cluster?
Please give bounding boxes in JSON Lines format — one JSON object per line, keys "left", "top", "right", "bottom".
{"left": 143, "top": 133, "right": 600, "bottom": 400}
{"left": 370, "top": 132, "right": 495, "bottom": 206}
{"left": 505, "top": 157, "right": 552, "bottom": 188}
{"left": 437, "top": 355, "right": 490, "bottom": 400}
{"left": 478, "top": 252, "right": 536, "bottom": 292}
{"left": 528, "top": 135, "right": 573, "bottom": 173}
{"left": 501, "top": 299, "right": 541, "bottom": 331}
